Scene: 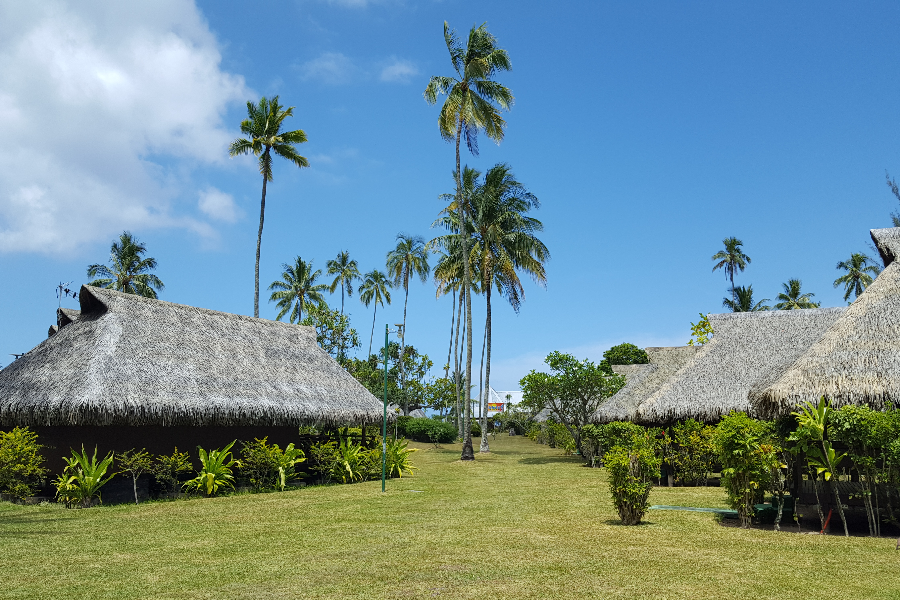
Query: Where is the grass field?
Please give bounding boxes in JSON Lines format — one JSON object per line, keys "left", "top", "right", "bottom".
{"left": 1, "top": 434, "right": 897, "bottom": 599}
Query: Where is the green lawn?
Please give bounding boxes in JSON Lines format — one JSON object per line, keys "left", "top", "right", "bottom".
{"left": 1, "top": 435, "right": 897, "bottom": 599}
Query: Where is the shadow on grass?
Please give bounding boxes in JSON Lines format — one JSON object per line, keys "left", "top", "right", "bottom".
{"left": 601, "top": 518, "right": 657, "bottom": 527}
{"left": 0, "top": 510, "right": 77, "bottom": 537}
{"left": 518, "top": 455, "right": 584, "bottom": 465}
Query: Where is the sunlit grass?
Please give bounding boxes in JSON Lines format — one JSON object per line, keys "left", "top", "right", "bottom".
{"left": 1, "top": 435, "right": 897, "bottom": 599}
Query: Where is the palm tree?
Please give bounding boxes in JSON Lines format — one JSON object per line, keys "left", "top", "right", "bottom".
{"left": 326, "top": 251, "right": 361, "bottom": 314}
{"left": 712, "top": 237, "right": 751, "bottom": 306}
{"left": 359, "top": 270, "right": 392, "bottom": 357}
{"left": 229, "top": 96, "right": 309, "bottom": 318}
{"left": 425, "top": 22, "right": 512, "bottom": 460}
{"left": 433, "top": 164, "right": 548, "bottom": 452}
{"left": 267, "top": 257, "right": 327, "bottom": 323}
{"left": 723, "top": 285, "right": 769, "bottom": 312}
{"left": 834, "top": 253, "right": 882, "bottom": 301}
{"left": 774, "top": 279, "right": 820, "bottom": 310}
{"left": 386, "top": 234, "right": 430, "bottom": 415}
{"left": 86, "top": 231, "right": 164, "bottom": 298}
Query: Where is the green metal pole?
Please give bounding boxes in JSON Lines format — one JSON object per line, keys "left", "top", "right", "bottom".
{"left": 382, "top": 324, "right": 388, "bottom": 493}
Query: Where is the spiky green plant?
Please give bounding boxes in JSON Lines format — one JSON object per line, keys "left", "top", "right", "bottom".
{"left": 54, "top": 446, "right": 116, "bottom": 508}
{"left": 184, "top": 441, "right": 239, "bottom": 497}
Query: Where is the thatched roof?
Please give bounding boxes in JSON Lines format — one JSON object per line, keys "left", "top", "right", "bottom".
{"left": 635, "top": 307, "right": 845, "bottom": 424}
{"left": 751, "top": 228, "right": 900, "bottom": 417}
{"left": 0, "top": 286, "right": 386, "bottom": 427}
{"left": 595, "top": 347, "right": 699, "bottom": 423}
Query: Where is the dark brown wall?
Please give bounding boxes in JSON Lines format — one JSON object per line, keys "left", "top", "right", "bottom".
{"left": 34, "top": 425, "right": 301, "bottom": 474}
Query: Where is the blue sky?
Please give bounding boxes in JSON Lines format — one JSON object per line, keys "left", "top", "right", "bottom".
{"left": 2, "top": 1, "right": 899, "bottom": 391}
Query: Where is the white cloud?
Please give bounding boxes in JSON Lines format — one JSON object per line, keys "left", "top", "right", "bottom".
{"left": 379, "top": 58, "right": 418, "bottom": 83}
{"left": 198, "top": 187, "right": 240, "bottom": 223}
{"left": 298, "top": 52, "right": 356, "bottom": 85}
{"left": 0, "top": 1, "right": 250, "bottom": 254}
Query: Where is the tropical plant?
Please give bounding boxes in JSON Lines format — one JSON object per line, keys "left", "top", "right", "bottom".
{"left": 359, "top": 269, "right": 392, "bottom": 356}
{"left": 384, "top": 438, "right": 418, "bottom": 478}
{"left": 300, "top": 303, "right": 360, "bottom": 365}
{"left": 722, "top": 285, "right": 769, "bottom": 312}
{"left": 268, "top": 256, "right": 328, "bottom": 323}
{"left": 773, "top": 279, "right": 820, "bottom": 310}
{"left": 605, "top": 438, "right": 661, "bottom": 525}
{"left": 116, "top": 448, "right": 153, "bottom": 505}
{"left": 833, "top": 253, "right": 882, "bottom": 302}
{"left": 331, "top": 436, "right": 367, "bottom": 484}
{"left": 308, "top": 441, "right": 338, "bottom": 483}
{"left": 184, "top": 441, "right": 239, "bottom": 497}
{"left": 86, "top": 231, "right": 164, "bottom": 298}
{"left": 152, "top": 448, "right": 193, "bottom": 499}
{"left": 229, "top": 96, "right": 309, "bottom": 318}
{"left": 715, "top": 412, "right": 777, "bottom": 528}
{"left": 687, "top": 313, "right": 714, "bottom": 346}
{"left": 326, "top": 250, "right": 361, "bottom": 315}
{"left": 0, "top": 426, "right": 47, "bottom": 501}
{"left": 386, "top": 233, "right": 430, "bottom": 415}
{"left": 240, "top": 438, "right": 306, "bottom": 492}
{"left": 425, "top": 21, "right": 513, "bottom": 461}
{"left": 790, "top": 397, "right": 849, "bottom": 536}
{"left": 54, "top": 446, "right": 116, "bottom": 508}
{"left": 712, "top": 237, "right": 751, "bottom": 306}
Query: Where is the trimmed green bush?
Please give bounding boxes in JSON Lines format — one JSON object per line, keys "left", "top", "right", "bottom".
{"left": 605, "top": 440, "right": 661, "bottom": 525}
{"left": 400, "top": 417, "right": 457, "bottom": 444}
{"left": 0, "top": 426, "right": 48, "bottom": 501}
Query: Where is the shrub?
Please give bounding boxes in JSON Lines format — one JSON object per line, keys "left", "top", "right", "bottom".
{"left": 117, "top": 448, "right": 153, "bottom": 505}
{"left": 716, "top": 412, "right": 778, "bottom": 528}
{"left": 54, "top": 446, "right": 116, "bottom": 508}
{"left": 0, "top": 426, "right": 48, "bottom": 501}
{"left": 605, "top": 440, "right": 661, "bottom": 525}
{"left": 184, "top": 441, "right": 239, "bottom": 497}
{"left": 309, "top": 441, "right": 338, "bottom": 483}
{"left": 331, "top": 437, "right": 367, "bottom": 483}
{"left": 240, "top": 438, "right": 307, "bottom": 492}
{"left": 384, "top": 438, "right": 417, "bottom": 478}
{"left": 670, "top": 419, "right": 717, "bottom": 486}
{"left": 400, "top": 417, "right": 457, "bottom": 444}
{"left": 471, "top": 420, "right": 482, "bottom": 438}
{"left": 152, "top": 448, "right": 193, "bottom": 498}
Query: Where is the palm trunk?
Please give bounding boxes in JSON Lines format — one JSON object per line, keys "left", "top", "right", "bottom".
{"left": 453, "top": 286, "right": 464, "bottom": 438}
{"left": 400, "top": 281, "right": 409, "bottom": 416}
{"left": 368, "top": 302, "right": 377, "bottom": 357}
{"left": 254, "top": 158, "right": 270, "bottom": 318}
{"left": 457, "top": 119, "right": 475, "bottom": 461}
{"left": 730, "top": 269, "right": 736, "bottom": 307}
{"left": 445, "top": 288, "right": 455, "bottom": 381}
{"left": 341, "top": 281, "right": 345, "bottom": 315}
{"left": 477, "top": 324, "right": 486, "bottom": 448}
{"left": 480, "top": 282, "right": 492, "bottom": 453}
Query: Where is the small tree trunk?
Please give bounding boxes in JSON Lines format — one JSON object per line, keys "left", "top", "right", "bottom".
{"left": 811, "top": 472, "right": 826, "bottom": 533}
{"left": 133, "top": 474, "right": 139, "bottom": 505}
{"left": 823, "top": 441, "right": 849, "bottom": 537}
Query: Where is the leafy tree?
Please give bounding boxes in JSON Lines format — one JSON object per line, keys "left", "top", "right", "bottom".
{"left": 86, "top": 231, "right": 164, "bottom": 298}
{"left": 300, "top": 304, "right": 360, "bottom": 366}
{"left": 687, "top": 313, "right": 714, "bottom": 346}
{"left": 425, "top": 21, "right": 512, "bottom": 461}
{"left": 386, "top": 233, "right": 430, "bottom": 415}
{"left": 600, "top": 343, "right": 649, "bottom": 373}
{"left": 268, "top": 257, "right": 328, "bottom": 323}
{"left": 229, "top": 96, "right": 309, "bottom": 318}
{"left": 712, "top": 237, "right": 751, "bottom": 307}
{"left": 722, "top": 285, "right": 769, "bottom": 312}
{"left": 519, "top": 351, "right": 624, "bottom": 455}
{"left": 773, "top": 279, "right": 820, "bottom": 310}
{"left": 117, "top": 448, "right": 153, "bottom": 505}
{"left": 0, "top": 427, "right": 47, "bottom": 501}
{"left": 834, "top": 253, "right": 881, "bottom": 302}
{"left": 326, "top": 250, "right": 361, "bottom": 315}
{"left": 359, "top": 269, "right": 392, "bottom": 357}
{"left": 152, "top": 448, "right": 193, "bottom": 499}
{"left": 715, "top": 412, "right": 778, "bottom": 529}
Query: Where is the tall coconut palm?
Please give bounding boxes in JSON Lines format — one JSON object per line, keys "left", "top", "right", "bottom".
{"left": 229, "top": 96, "right": 309, "bottom": 318}
{"left": 267, "top": 257, "right": 327, "bottom": 323}
{"left": 774, "top": 279, "right": 820, "bottom": 310}
{"left": 359, "top": 269, "right": 392, "bottom": 357}
{"left": 386, "top": 234, "right": 430, "bottom": 415}
{"left": 425, "top": 21, "right": 512, "bottom": 461}
{"left": 326, "top": 250, "right": 361, "bottom": 315}
{"left": 723, "top": 285, "right": 769, "bottom": 312}
{"left": 87, "top": 231, "right": 165, "bottom": 298}
{"left": 712, "top": 237, "right": 751, "bottom": 307}
{"left": 834, "top": 253, "right": 882, "bottom": 301}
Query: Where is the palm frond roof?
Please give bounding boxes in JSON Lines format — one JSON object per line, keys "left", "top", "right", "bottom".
{"left": 636, "top": 307, "right": 845, "bottom": 424}
{"left": 751, "top": 228, "right": 900, "bottom": 417}
{"left": 0, "top": 286, "right": 385, "bottom": 427}
{"left": 594, "top": 347, "right": 699, "bottom": 423}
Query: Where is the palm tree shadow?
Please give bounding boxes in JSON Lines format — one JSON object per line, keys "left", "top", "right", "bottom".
{"left": 602, "top": 519, "right": 656, "bottom": 527}
{"left": 0, "top": 511, "right": 77, "bottom": 538}
{"left": 518, "top": 456, "right": 583, "bottom": 465}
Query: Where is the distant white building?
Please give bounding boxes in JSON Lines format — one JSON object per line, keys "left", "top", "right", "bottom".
{"left": 486, "top": 388, "right": 523, "bottom": 415}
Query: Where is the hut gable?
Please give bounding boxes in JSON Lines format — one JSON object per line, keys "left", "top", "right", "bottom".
{"left": 595, "top": 347, "right": 699, "bottom": 423}
{"left": 636, "top": 307, "right": 845, "bottom": 424}
{"left": 871, "top": 227, "right": 900, "bottom": 267}
{"left": 0, "top": 285, "right": 384, "bottom": 427}
{"left": 752, "top": 253, "right": 900, "bottom": 418}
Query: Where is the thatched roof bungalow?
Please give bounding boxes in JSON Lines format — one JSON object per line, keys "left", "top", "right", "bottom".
{"left": 594, "top": 347, "right": 698, "bottom": 423}
{"left": 0, "top": 286, "right": 385, "bottom": 467}
{"left": 751, "top": 227, "right": 900, "bottom": 418}
{"left": 635, "top": 307, "right": 845, "bottom": 425}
